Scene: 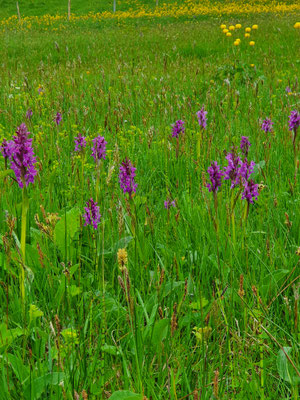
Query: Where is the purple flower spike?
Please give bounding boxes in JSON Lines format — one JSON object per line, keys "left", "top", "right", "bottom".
{"left": 164, "top": 199, "right": 176, "bottom": 209}
{"left": 4, "top": 123, "right": 37, "bottom": 188}
{"left": 240, "top": 159, "right": 255, "bottom": 180}
{"left": 1, "top": 139, "right": 12, "bottom": 159}
{"left": 171, "top": 120, "right": 185, "bottom": 138}
{"left": 224, "top": 153, "right": 242, "bottom": 188}
{"left": 197, "top": 106, "right": 208, "bottom": 129}
{"left": 207, "top": 161, "right": 223, "bottom": 193}
{"left": 83, "top": 198, "right": 101, "bottom": 230}
{"left": 288, "top": 110, "right": 300, "bottom": 132}
{"left": 242, "top": 179, "right": 259, "bottom": 204}
{"left": 55, "top": 112, "right": 62, "bottom": 126}
{"left": 285, "top": 86, "right": 291, "bottom": 93}
{"left": 261, "top": 118, "right": 273, "bottom": 133}
{"left": 74, "top": 133, "right": 87, "bottom": 152}
{"left": 119, "top": 158, "right": 138, "bottom": 196}
{"left": 26, "top": 108, "right": 33, "bottom": 120}
{"left": 240, "top": 136, "right": 251, "bottom": 157}
{"left": 92, "top": 136, "right": 107, "bottom": 162}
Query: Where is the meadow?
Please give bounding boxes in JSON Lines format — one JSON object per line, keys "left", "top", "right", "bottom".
{"left": 0, "top": 1, "right": 300, "bottom": 399}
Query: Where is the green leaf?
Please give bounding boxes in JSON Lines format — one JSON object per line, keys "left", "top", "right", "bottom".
{"left": 188, "top": 298, "right": 209, "bottom": 310}
{"left": 151, "top": 318, "right": 169, "bottom": 351}
{"left": 69, "top": 285, "right": 82, "bottom": 297}
{"left": 24, "top": 372, "right": 64, "bottom": 400}
{"left": 163, "top": 281, "right": 184, "bottom": 298}
{"left": 2, "top": 353, "right": 29, "bottom": 384}
{"left": 101, "top": 343, "right": 120, "bottom": 355}
{"left": 54, "top": 207, "right": 81, "bottom": 256}
{"left": 109, "top": 390, "right": 143, "bottom": 400}
{"left": 114, "top": 236, "right": 133, "bottom": 251}
{"left": 29, "top": 304, "right": 44, "bottom": 322}
{"left": 277, "top": 347, "right": 300, "bottom": 385}
{"left": 253, "top": 160, "right": 266, "bottom": 177}
{"left": 0, "top": 323, "right": 23, "bottom": 353}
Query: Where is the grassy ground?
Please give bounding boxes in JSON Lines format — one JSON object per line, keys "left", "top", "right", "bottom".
{"left": 0, "top": 6, "right": 300, "bottom": 400}
{"left": 0, "top": 0, "right": 184, "bottom": 19}
{"left": 0, "top": 0, "right": 299, "bottom": 19}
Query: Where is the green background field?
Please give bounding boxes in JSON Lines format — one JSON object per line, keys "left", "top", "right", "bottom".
{"left": 0, "top": 1, "right": 299, "bottom": 399}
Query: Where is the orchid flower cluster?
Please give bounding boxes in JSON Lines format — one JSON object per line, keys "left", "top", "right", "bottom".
{"left": 207, "top": 136, "right": 259, "bottom": 204}
{"left": 0, "top": 123, "right": 37, "bottom": 188}
{"left": 2, "top": 107, "right": 298, "bottom": 232}
{"left": 83, "top": 198, "right": 101, "bottom": 230}
{"left": 74, "top": 133, "right": 107, "bottom": 162}
{"left": 171, "top": 107, "right": 207, "bottom": 139}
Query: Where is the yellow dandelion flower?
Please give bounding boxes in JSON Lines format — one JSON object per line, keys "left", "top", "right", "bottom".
{"left": 235, "top": 23, "right": 242, "bottom": 29}
{"left": 223, "top": 28, "right": 229, "bottom": 33}
{"left": 234, "top": 40, "right": 240, "bottom": 46}
{"left": 229, "top": 25, "right": 235, "bottom": 31}
{"left": 252, "top": 24, "right": 258, "bottom": 30}
{"left": 249, "top": 41, "right": 255, "bottom": 46}
{"left": 245, "top": 27, "right": 251, "bottom": 32}
{"left": 245, "top": 33, "right": 250, "bottom": 38}
{"left": 226, "top": 32, "right": 232, "bottom": 37}
{"left": 250, "top": 64, "right": 255, "bottom": 67}
{"left": 294, "top": 22, "right": 300, "bottom": 29}
{"left": 220, "top": 24, "right": 226, "bottom": 29}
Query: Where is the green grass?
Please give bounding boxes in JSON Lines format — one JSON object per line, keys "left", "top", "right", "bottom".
{"left": 0, "top": 10, "right": 300, "bottom": 400}
{"left": 0, "top": 0, "right": 187, "bottom": 19}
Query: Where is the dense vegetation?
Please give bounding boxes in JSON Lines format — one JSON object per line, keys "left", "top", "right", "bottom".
{"left": 0, "top": 2, "right": 299, "bottom": 400}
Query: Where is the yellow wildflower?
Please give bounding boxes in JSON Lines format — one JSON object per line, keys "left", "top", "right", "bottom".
{"left": 117, "top": 248, "right": 128, "bottom": 271}
{"left": 245, "top": 27, "right": 251, "bottom": 32}
{"left": 249, "top": 41, "right": 255, "bottom": 46}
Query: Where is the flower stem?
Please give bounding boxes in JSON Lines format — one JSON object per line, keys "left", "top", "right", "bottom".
{"left": 197, "top": 131, "right": 201, "bottom": 161}
{"left": 231, "top": 192, "right": 236, "bottom": 245}
{"left": 20, "top": 186, "right": 28, "bottom": 308}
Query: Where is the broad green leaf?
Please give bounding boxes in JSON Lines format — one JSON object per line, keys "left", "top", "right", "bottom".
{"left": 69, "top": 263, "right": 79, "bottom": 276}
{"left": 24, "top": 372, "right": 64, "bottom": 400}
{"left": 1, "top": 354, "right": 29, "bottom": 384}
{"left": 163, "top": 281, "right": 184, "bottom": 298}
{"left": 277, "top": 347, "right": 300, "bottom": 385}
{"left": 54, "top": 207, "right": 80, "bottom": 256}
{"left": 109, "top": 390, "right": 143, "bottom": 400}
{"left": 114, "top": 236, "right": 133, "bottom": 250}
{"left": 0, "top": 324, "right": 23, "bottom": 353}
{"left": 101, "top": 343, "right": 120, "bottom": 355}
{"left": 151, "top": 318, "right": 169, "bottom": 351}
{"left": 253, "top": 160, "right": 266, "bottom": 177}
{"left": 188, "top": 298, "right": 209, "bottom": 310}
